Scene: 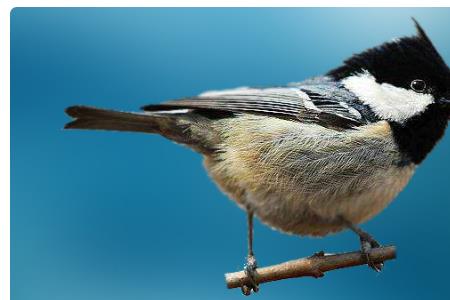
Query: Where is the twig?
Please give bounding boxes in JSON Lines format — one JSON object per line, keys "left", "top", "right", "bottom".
{"left": 225, "top": 246, "right": 396, "bottom": 289}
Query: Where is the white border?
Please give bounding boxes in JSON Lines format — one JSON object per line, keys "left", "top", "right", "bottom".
{"left": 4, "top": 0, "right": 450, "bottom": 7}
{"left": 3, "top": 2, "right": 450, "bottom": 300}
{"left": 1, "top": 3, "right": 10, "bottom": 300}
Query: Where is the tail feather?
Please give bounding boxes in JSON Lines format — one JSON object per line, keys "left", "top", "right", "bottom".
{"left": 64, "top": 106, "right": 162, "bottom": 133}
{"left": 64, "top": 105, "right": 214, "bottom": 154}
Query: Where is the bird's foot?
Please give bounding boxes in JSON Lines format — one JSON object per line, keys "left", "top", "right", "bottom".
{"left": 359, "top": 233, "right": 383, "bottom": 272}
{"left": 241, "top": 255, "right": 259, "bottom": 296}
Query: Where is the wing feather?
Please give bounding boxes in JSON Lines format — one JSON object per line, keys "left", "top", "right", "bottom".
{"left": 142, "top": 79, "right": 376, "bottom": 130}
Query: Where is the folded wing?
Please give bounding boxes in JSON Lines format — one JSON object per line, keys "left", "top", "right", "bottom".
{"left": 143, "top": 77, "right": 377, "bottom": 130}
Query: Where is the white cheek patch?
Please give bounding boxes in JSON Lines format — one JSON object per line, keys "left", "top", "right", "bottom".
{"left": 342, "top": 72, "right": 434, "bottom": 123}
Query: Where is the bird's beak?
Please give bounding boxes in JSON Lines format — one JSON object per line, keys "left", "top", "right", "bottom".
{"left": 437, "top": 98, "right": 450, "bottom": 106}
{"left": 436, "top": 97, "right": 450, "bottom": 107}
{"left": 436, "top": 98, "right": 450, "bottom": 119}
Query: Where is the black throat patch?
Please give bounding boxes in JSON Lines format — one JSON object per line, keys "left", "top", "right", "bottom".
{"left": 390, "top": 104, "right": 448, "bottom": 165}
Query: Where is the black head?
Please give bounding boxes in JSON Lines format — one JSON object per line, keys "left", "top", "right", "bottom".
{"left": 328, "top": 19, "right": 450, "bottom": 165}
{"left": 328, "top": 19, "right": 450, "bottom": 109}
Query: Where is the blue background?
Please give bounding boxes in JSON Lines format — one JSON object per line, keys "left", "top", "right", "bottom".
{"left": 11, "top": 8, "right": 450, "bottom": 300}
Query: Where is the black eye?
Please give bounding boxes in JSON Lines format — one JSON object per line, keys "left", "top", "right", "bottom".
{"left": 410, "top": 79, "right": 426, "bottom": 93}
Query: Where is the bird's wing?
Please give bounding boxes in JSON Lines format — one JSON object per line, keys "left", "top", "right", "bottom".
{"left": 143, "top": 78, "right": 376, "bottom": 130}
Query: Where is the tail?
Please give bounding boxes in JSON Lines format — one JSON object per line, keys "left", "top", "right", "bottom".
{"left": 65, "top": 105, "right": 164, "bottom": 133}
{"left": 64, "top": 105, "right": 212, "bottom": 153}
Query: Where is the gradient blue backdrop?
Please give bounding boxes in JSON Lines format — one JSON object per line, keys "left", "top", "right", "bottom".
{"left": 11, "top": 8, "right": 450, "bottom": 300}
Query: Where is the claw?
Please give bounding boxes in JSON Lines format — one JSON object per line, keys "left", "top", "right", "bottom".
{"left": 241, "top": 255, "right": 259, "bottom": 295}
{"left": 241, "top": 285, "right": 251, "bottom": 296}
{"left": 360, "top": 234, "right": 383, "bottom": 272}
{"left": 341, "top": 218, "right": 386, "bottom": 273}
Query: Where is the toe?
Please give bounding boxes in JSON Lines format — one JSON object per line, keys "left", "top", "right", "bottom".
{"left": 370, "top": 239, "right": 381, "bottom": 248}
{"left": 241, "top": 285, "right": 251, "bottom": 296}
{"left": 242, "top": 256, "right": 259, "bottom": 294}
{"left": 369, "top": 261, "right": 384, "bottom": 272}
{"left": 246, "top": 255, "right": 258, "bottom": 270}
{"left": 360, "top": 238, "right": 384, "bottom": 272}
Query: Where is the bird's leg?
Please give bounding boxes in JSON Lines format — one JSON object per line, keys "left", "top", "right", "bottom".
{"left": 343, "top": 219, "right": 384, "bottom": 272}
{"left": 241, "top": 210, "right": 259, "bottom": 296}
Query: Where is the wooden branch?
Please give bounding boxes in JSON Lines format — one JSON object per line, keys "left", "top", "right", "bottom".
{"left": 225, "top": 246, "right": 396, "bottom": 289}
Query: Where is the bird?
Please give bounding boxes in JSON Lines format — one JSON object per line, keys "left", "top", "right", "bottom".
{"left": 64, "top": 19, "right": 450, "bottom": 295}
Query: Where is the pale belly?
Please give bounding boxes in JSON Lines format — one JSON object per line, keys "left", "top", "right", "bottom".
{"left": 204, "top": 117, "right": 416, "bottom": 237}
{"left": 206, "top": 155, "right": 415, "bottom": 236}
{"left": 241, "top": 165, "right": 415, "bottom": 236}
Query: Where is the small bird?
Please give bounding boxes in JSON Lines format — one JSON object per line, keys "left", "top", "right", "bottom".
{"left": 65, "top": 19, "right": 450, "bottom": 294}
